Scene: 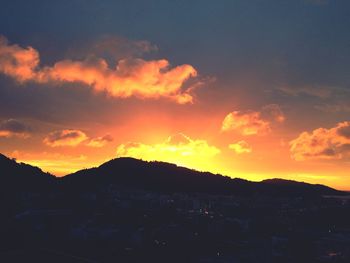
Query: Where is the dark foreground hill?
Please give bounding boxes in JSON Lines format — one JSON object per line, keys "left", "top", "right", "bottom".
{"left": 0, "top": 153, "right": 54, "bottom": 193}
{"left": 62, "top": 157, "right": 343, "bottom": 196}
{"left": 1, "top": 153, "right": 350, "bottom": 262}
{"left": 0, "top": 153, "right": 344, "bottom": 196}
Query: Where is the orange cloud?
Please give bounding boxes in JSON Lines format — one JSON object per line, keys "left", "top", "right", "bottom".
{"left": 290, "top": 121, "right": 350, "bottom": 161}
{"left": 0, "top": 119, "right": 31, "bottom": 138}
{"left": 43, "top": 129, "right": 88, "bottom": 147}
{"left": 116, "top": 133, "right": 220, "bottom": 170}
{"left": 87, "top": 134, "right": 113, "bottom": 147}
{"left": 228, "top": 140, "right": 252, "bottom": 154}
{"left": 222, "top": 104, "right": 285, "bottom": 135}
{"left": 221, "top": 111, "right": 271, "bottom": 135}
{"left": 0, "top": 36, "right": 198, "bottom": 104}
{"left": 0, "top": 36, "right": 39, "bottom": 82}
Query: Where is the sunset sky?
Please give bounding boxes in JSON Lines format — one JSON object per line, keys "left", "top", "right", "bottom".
{"left": 1, "top": 0, "right": 350, "bottom": 190}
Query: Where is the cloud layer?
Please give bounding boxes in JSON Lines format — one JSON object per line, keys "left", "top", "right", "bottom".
{"left": 0, "top": 36, "right": 198, "bottom": 104}
{"left": 290, "top": 121, "right": 350, "bottom": 161}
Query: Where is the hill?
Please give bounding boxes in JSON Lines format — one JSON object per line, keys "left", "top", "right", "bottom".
{"left": 0, "top": 153, "right": 343, "bottom": 196}
{"left": 62, "top": 157, "right": 342, "bottom": 196}
{"left": 0, "top": 153, "right": 54, "bottom": 193}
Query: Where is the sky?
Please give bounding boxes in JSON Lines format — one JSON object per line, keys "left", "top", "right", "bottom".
{"left": 0, "top": 0, "right": 350, "bottom": 190}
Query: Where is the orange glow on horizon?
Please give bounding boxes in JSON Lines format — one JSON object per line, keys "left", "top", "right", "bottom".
{"left": 7, "top": 129, "right": 350, "bottom": 192}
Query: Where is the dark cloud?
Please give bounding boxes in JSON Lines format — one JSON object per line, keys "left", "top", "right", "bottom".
{"left": 276, "top": 85, "right": 333, "bottom": 99}
{"left": 0, "top": 119, "right": 31, "bottom": 137}
{"left": 314, "top": 103, "right": 350, "bottom": 113}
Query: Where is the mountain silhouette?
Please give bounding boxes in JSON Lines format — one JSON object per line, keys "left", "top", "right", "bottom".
{"left": 0, "top": 153, "right": 344, "bottom": 196}
{"left": 0, "top": 153, "right": 54, "bottom": 193}
{"left": 1, "top": 153, "right": 349, "bottom": 262}
{"left": 61, "top": 157, "right": 342, "bottom": 196}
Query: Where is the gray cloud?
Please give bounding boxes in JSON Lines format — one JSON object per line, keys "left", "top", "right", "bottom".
{"left": 0, "top": 119, "right": 31, "bottom": 137}
{"left": 277, "top": 85, "right": 333, "bottom": 99}
{"left": 314, "top": 103, "right": 350, "bottom": 113}
{"left": 66, "top": 35, "right": 158, "bottom": 62}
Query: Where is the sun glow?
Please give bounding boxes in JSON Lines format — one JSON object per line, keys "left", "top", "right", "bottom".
{"left": 116, "top": 133, "right": 221, "bottom": 173}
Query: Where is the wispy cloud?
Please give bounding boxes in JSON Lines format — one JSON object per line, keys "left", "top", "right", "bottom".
{"left": 277, "top": 85, "right": 333, "bottom": 99}
{"left": 314, "top": 103, "right": 350, "bottom": 113}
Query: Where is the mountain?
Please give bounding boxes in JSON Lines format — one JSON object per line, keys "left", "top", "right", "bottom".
{"left": 0, "top": 153, "right": 54, "bottom": 193}
{"left": 62, "top": 157, "right": 343, "bottom": 196}
{"left": 1, "top": 154, "right": 348, "bottom": 262}
{"left": 260, "top": 178, "right": 341, "bottom": 196}
{"left": 0, "top": 153, "right": 343, "bottom": 196}
{"left": 62, "top": 157, "right": 254, "bottom": 194}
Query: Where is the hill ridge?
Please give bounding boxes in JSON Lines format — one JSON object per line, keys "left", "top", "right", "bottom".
{"left": 0, "top": 153, "right": 344, "bottom": 196}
